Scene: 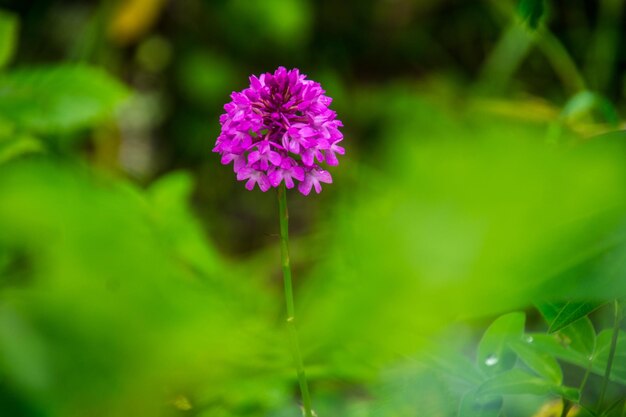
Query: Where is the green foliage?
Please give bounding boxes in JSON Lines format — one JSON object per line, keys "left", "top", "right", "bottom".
{"left": 0, "top": 65, "right": 129, "bottom": 136}
{"left": 0, "top": 160, "right": 287, "bottom": 416}
{"left": 0, "top": 10, "right": 18, "bottom": 69}
{"left": 1, "top": 1, "right": 626, "bottom": 415}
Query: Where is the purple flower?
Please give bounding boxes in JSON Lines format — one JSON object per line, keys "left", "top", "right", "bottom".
{"left": 214, "top": 67, "right": 344, "bottom": 195}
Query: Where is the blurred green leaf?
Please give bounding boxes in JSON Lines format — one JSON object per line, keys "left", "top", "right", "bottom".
{"left": 528, "top": 333, "right": 590, "bottom": 366}
{"left": 559, "top": 316, "right": 596, "bottom": 357}
{"left": 0, "top": 160, "right": 283, "bottom": 415}
{"left": 458, "top": 391, "right": 502, "bottom": 417}
{"left": 510, "top": 339, "right": 562, "bottom": 384}
{"left": 426, "top": 348, "right": 486, "bottom": 387}
{"left": 561, "top": 90, "right": 620, "bottom": 127}
{"left": 476, "top": 369, "right": 578, "bottom": 400}
{"left": 0, "top": 10, "right": 18, "bottom": 70}
{"left": 517, "top": 0, "right": 545, "bottom": 29}
{"left": 0, "top": 305, "right": 49, "bottom": 392}
{"left": 529, "top": 331, "right": 626, "bottom": 385}
{"left": 477, "top": 313, "right": 525, "bottom": 376}
{"left": 0, "top": 64, "right": 129, "bottom": 135}
{"left": 0, "top": 134, "right": 43, "bottom": 165}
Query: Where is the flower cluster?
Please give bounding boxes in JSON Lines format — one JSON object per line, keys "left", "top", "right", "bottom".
{"left": 213, "top": 67, "right": 344, "bottom": 195}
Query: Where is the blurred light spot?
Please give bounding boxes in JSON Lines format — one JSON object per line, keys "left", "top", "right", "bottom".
{"left": 172, "top": 394, "right": 192, "bottom": 411}
{"left": 109, "top": 0, "right": 166, "bottom": 45}
{"left": 136, "top": 36, "right": 172, "bottom": 73}
{"left": 484, "top": 354, "right": 499, "bottom": 366}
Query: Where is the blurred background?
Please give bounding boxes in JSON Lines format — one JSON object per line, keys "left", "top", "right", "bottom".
{"left": 0, "top": 0, "right": 626, "bottom": 416}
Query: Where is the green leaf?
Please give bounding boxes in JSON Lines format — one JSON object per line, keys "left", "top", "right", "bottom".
{"left": 0, "top": 10, "right": 18, "bottom": 70}
{"left": 560, "top": 91, "right": 620, "bottom": 127}
{"left": 510, "top": 338, "right": 562, "bottom": 384}
{"left": 593, "top": 329, "right": 626, "bottom": 384}
{"left": 517, "top": 0, "right": 545, "bottom": 29}
{"left": 477, "top": 312, "right": 525, "bottom": 375}
{"left": 544, "top": 301, "right": 604, "bottom": 333}
{"left": 0, "top": 64, "right": 129, "bottom": 135}
{"left": 0, "top": 134, "right": 44, "bottom": 164}
{"left": 559, "top": 316, "right": 596, "bottom": 357}
{"left": 528, "top": 333, "right": 590, "bottom": 366}
{"left": 425, "top": 348, "right": 486, "bottom": 387}
{"left": 458, "top": 391, "right": 502, "bottom": 417}
{"left": 529, "top": 332, "right": 626, "bottom": 385}
{"left": 535, "top": 301, "right": 563, "bottom": 324}
{"left": 476, "top": 369, "right": 578, "bottom": 401}
{"left": 0, "top": 305, "right": 50, "bottom": 391}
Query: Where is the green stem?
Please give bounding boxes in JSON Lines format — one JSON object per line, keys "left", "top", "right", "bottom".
{"left": 560, "top": 399, "right": 572, "bottom": 417}
{"left": 597, "top": 299, "right": 622, "bottom": 411}
{"left": 577, "top": 359, "right": 592, "bottom": 401}
{"left": 278, "top": 184, "right": 314, "bottom": 417}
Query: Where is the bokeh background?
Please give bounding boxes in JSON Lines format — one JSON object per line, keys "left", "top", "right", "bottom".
{"left": 0, "top": 0, "right": 626, "bottom": 416}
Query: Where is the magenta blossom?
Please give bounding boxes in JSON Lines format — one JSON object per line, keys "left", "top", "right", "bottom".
{"left": 213, "top": 67, "right": 344, "bottom": 195}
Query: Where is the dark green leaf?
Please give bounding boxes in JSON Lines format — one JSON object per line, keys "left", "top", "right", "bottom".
{"left": 0, "top": 10, "right": 18, "bottom": 69}
{"left": 0, "top": 64, "right": 129, "bottom": 135}
{"left": 559, "top": 316, "right": 596, "bottom": 357}
{"left": 529, "top": 332, "right": 626, "bottom": 385}
{"left": 593, "top": 329, "right": 626, "bottom": 385}
{"left": 547, "top": 301, "right": 604, "bottom": 333}
{"left": 517, "top": 0, "right": 545, "bottom": 29}
{"left": 477, "top": 312, "right": 525, "bottom": 375}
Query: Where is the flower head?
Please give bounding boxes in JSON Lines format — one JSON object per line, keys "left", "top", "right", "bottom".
{"left": 214, "top": 67, "right": 344, "bottom": 195}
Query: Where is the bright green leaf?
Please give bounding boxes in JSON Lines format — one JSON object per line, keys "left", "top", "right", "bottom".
{"left": 0, "top": 10, "right": 18, "bottom": 70}
{"left": 0, "top": 64, "right": 129, "bottom": 135}
{"left": 510, "top": 339, "right": 562, "bottom": 384}
{"left": 477, "top": 312, "right": 525, "bottom": 375}
{"left": 0, "top": 134, "right": 43, "bottom": 165}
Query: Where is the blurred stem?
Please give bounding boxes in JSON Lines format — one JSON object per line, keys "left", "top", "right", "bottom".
{"left": 584, "top": 0, "right": 625, "bottom": 92}
{"left": 484, "top": 0, "right": 586, "bottom": 95}
{"left": 70, "top": 0, "right": 114, "bottom": 63}
{"left": 577, "top": 359, "right": 592, "bottom": 401}
{"left": 534, "top": 28, "right": 586, "bottom": 94}
{"left": 278, "top": 184, "right": 313, "bottom": 417}
{"left": 560, "top": 399, "right": 572, "bottom": 417}
{"left": 596, "top": 299, "right": 622, "bottom": 411}
{"left": 477, "top": 22, "right": 533, "bottom": 93}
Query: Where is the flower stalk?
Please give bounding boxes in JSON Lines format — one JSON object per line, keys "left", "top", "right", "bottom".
{"left": 278, "top": 184, "right": 314, "bottom": 417}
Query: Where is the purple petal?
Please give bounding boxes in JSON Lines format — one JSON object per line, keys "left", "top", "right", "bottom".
{"left": 298, "top": 176, "right": 313, "bottom": 196}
